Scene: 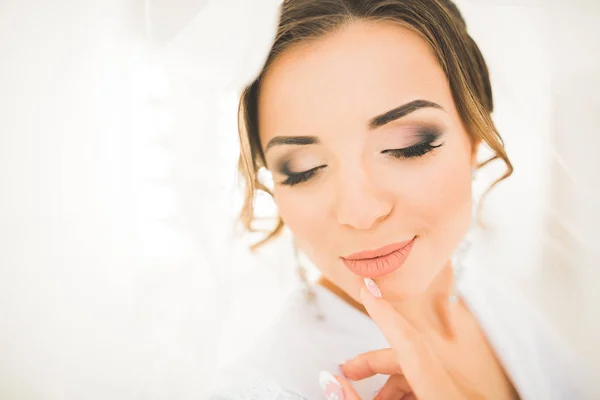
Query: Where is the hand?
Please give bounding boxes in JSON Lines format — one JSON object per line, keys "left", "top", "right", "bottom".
{"left": 319, "top": 278, "right": 465, "bottom": 400}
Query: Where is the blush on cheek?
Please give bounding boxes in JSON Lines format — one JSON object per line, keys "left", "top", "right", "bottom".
{"left": 396, "top": 145, "right": 472, "bottom": 244}
{"left": 276, "top": 191, "right": 351, "bottom": 289}
{"left": 276, "top": 191, "right": 332, "bottom": 256}
{"left": 422, "top": 161, "right": 473, "bottom": 250}
{"left": 380, "top": 164, "right": 472, "bottom": 298}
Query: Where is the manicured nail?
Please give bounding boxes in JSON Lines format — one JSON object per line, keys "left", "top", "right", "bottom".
{"left": 319, "top": 371, "right": 344, "bottom": 400}
{"left": 338, "top": 360, "right": 350, "bottom": 376}
{"left": 364, "top": 278, "right": 382, "bottom": 298}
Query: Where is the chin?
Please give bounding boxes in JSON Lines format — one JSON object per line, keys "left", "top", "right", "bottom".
{"left": 384, "top": 258, "right": 450, "bottom": 301}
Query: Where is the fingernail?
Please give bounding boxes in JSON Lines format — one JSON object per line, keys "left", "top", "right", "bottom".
{"left": 372, "top": 387, "right": 382, "bottom": 397}
{"left": 338, "top": 360, "right": 349, "bottom": 377}
{"left": 364, "top": 278, "right": 382, "bottom": 298}
{"left": 319, "top": 371, "right": 344, "bottom": 400}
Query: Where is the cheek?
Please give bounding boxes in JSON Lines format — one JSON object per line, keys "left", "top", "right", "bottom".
{"left": 274, "top": 188, "right": 333, "bottom": 253}
{"left": 405, "top": 142, "right": 474, "bottom": 250}
{"left": 424, "top": 163, "right": 471, "bottom": 225}
{"left": 275, "top": 189, "right": 345, "bottom": 282}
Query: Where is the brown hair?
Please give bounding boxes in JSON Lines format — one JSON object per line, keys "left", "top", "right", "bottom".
{"left": 237, "top": 0, "right": 513, "bottom": 249}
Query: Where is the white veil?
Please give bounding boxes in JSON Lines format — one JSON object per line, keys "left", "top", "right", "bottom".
{"left": 0, "top": 0, "right": 598, "bottom": 398}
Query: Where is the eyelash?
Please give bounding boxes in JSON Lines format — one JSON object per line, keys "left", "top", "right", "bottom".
{"left": 280, "top": 138, "right": 444, "bottom": 186}
{"left": 381, "top": 140, "right": 444, "bottom": 159}
{"left": 281, "top": 166, "right": 324, "bottom": 186}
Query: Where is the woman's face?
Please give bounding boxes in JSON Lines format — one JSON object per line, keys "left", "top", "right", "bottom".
{"left": 258, "top": 20, "right": 476, "bottom": 302}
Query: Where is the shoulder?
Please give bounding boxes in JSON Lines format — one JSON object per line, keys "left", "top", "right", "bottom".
{"left": 211, "top": 285, "right": 388, "bottom": 399}
{"left": 458, "top": 267, "right": 597, "bottom": 399}
{"left": 208, "top": 288, "right": 314, "bottom": 398}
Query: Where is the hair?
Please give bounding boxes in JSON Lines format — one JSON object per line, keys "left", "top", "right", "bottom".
{"left": 237, "top": 0, "right": 513, "bottom": 249}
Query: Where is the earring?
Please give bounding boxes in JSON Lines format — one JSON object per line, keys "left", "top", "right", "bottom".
{"left": 449, "top": 168, "right": 478, "bottom": 304}
{"left": 293, "top": 238, "right": 324, "bottom": 320}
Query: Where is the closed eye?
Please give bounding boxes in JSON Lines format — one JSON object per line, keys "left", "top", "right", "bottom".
{"left": 279, "top": 136, "right": 443, "bottom": 186}
{"left": 281, "top": 165, "right": 326, "bottom": 186}
{"left": 382, "top": 141, "right": 444, "bottom": 159}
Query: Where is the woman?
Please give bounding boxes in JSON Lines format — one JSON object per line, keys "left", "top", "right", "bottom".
{"left": 211, "top": 0, "right": 591, "bottom": 398}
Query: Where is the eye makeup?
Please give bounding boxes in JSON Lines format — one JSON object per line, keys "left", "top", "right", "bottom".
{"left": 275, "top": 126, "right": 445, "bottom": 187}
{"left": 381, "top": 127, "right": 444, "bottom": 159}
{"left": 279, "top": 162, "right": 325, "bottom": 186}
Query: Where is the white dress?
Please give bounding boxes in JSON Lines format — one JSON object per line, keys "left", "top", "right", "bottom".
{"left": 209, "top": 267, "right": 597, "bottom": 399}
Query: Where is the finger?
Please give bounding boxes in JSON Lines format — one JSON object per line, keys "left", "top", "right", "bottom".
{"left": 360, "top": 282, "right": 463, "bottom": 400}
{"left": 359, "top": 284, "right": 422, "bottom": 356}
{"left": 337, "top": 375, "right": 361, "bottom": 400}
{"left": 319, "top": 371, "right": 360, "bottom": 400}
{"left": 373, "top": 374, "right": 412, "bottom": 400}
{"left": 341, "top": 348, "right": 403, "bottom": 380}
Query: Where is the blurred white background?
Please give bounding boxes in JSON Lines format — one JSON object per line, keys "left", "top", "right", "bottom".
{"left": 0, "top": 0, "right": 599, "bottom": 398}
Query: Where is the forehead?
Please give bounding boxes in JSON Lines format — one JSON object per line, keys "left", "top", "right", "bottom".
{"left": 258, "top": 20, "right": 452, "bottom": 141}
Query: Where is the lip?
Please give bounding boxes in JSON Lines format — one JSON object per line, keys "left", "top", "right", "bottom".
{"left": 341, "top": 237, "right": 416, "bottom": 278}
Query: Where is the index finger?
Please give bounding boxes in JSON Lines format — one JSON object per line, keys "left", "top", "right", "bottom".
{"left": 359, "top": 282, "right": 422, "bottom": 356}
{"left": 341, "top": 348, "right": 401, "bottom": 381}
{"left": 360, "top": 279, "right": 464, "bottom": 400}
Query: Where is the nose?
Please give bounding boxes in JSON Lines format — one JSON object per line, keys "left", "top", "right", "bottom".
{"left": 334, "top": 170, "right": 393, "bottom": 230}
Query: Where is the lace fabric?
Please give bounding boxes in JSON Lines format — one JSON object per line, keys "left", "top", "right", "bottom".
{"left": 208, "top": 378, "right": 308, "bottom": 400}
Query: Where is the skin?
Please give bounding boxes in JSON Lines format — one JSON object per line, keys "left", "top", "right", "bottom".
{"left": 258, "top": 20, "right": 516, "bottom": 399}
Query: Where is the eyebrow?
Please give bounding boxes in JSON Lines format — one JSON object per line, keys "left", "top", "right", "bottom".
{"left": 368, "top": 99, "right": 443, "bottom": 129}
{"left": 265, "top": 99, "right": 443, "bottom": 152}
{"left": 265, "top": 135, "right": 318, "bottom": 151}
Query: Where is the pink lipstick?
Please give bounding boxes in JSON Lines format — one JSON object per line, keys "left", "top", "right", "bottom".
{"left": 341, "top": 237, "right": 415, "bottom": 278}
